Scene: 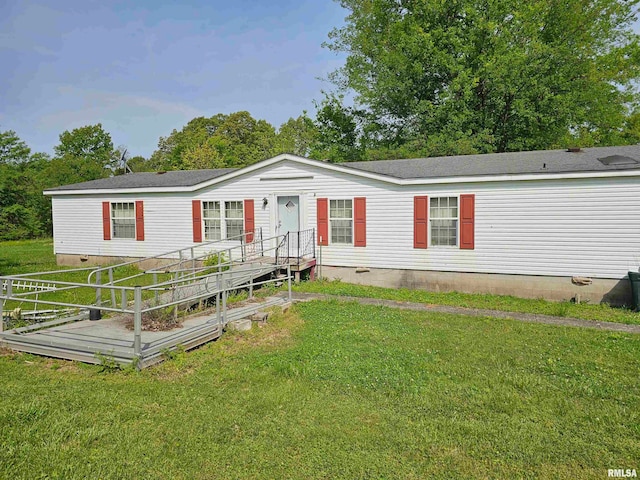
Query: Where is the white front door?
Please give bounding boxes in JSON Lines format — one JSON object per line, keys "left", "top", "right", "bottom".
{"left": 277, "top": 195, "right": 300, "bottom": 257}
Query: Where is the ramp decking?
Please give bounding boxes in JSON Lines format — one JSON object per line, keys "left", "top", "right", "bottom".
{"left": 1, "top": 229, "right": 313, "bottom": 368}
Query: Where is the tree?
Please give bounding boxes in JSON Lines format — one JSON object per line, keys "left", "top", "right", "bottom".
{"left": 149, "top": 112, "right": 279, "bottom": 170}
{"left": 310, "top": 96, "right": 365, "bottom": 162}
{"left": 275, "top": 114, "right": 320, "bottom": 157}
{"left": 52, "top": 124, "right": 116, "bottom": 184}
{"left": 0, "top": 130, "right": 31, "bottom": 164}
{"left": 325, "top": 0, "right": 640, "bottom": 155}
{"left": 182, "top": 140, "right": 227, "bottom": 170}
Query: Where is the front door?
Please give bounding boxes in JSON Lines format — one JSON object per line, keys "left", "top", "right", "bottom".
{"left": 277, "top": 195, "right": 300, "bottom": 257}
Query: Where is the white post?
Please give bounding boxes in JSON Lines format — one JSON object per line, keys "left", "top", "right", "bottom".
{"left": 318, "top": 237, "right": 323, "bottom": 280}
{"left": 153, "top": 272, "right": 159, "bottom": 304}
{"left": 109, "top": 267, "right": 116, "bottom": 307}
{"left": 216, "top": 273, "right": 221, "bottom": 325}
{"left": 95, "top": 270, "right": 102, "bottom": 307}
{"left": 222, "top": 274, "right": 227, "bottom": 326}
{"left": 133, "top": 287, "right": 142, "bottom": 358}
{"left": 287, "top": 264, "right": 292, "bottom": 302}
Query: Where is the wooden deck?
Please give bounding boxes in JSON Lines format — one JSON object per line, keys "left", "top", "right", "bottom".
{"left": 1, "top": 295, "right": 288, "bottom": 368}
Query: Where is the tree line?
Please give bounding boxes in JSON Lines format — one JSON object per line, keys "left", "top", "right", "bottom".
{"left": 2, "top": 0, "right": 639, "bottom": 241}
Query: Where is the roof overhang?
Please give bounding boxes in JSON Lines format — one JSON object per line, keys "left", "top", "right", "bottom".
{"left": 44, "top": 153, "right": 640, "bottom": 196}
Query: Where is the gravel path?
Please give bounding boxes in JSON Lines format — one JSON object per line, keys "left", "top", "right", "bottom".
{"left": 290, "top": 292, "right": 640, "bottom": 334}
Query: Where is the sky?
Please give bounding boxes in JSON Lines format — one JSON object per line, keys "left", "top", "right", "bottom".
{"left": 0, "top": 0, "right": 348, "bottom": 158}
{"left": 2, "top": 2, "right": 640, "bottom": 160}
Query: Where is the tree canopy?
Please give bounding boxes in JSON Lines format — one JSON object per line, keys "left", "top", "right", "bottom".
{"left": 323, "top": 0, "right": 640, "bottom": 156}
{"left": 48, "top": 124, "right": 116, "bottom": 185}
{"left": 0, "top": 130, "right": 31, "bottom": 165}
{"left": 149, "top": 112, "right": 320, "bottom": 170}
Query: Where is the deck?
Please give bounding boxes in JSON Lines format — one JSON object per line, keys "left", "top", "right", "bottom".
{"left": 1, "top": 295, "right": 288, "bottom": 368}
{"left": 1, "top": 228, "right": 314, "bottom": 368}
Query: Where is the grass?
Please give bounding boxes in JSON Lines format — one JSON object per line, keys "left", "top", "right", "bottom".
{"left": 1, "top": 239, "right": 639, "bottom": 478}
{"left": 293, "top": 279, "right": 640, "bottom": 325}
{"left": 0, "top": 301, "right": 638, "bottom": 479}
{"left": 0, "top": 239, "right": 171, "bottom": 319}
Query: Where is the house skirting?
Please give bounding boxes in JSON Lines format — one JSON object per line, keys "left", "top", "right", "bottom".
{"left": 56, "top": 253, "right": 177, "bottom": 271}
{"left": 320, "top": 265, "right": 631, "bottom": 306}
{"left": 56, "top": 254, "right": 632, "bottom": 306}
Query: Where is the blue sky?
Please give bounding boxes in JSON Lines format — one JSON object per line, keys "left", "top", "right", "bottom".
{"left": 0, "top": 0, "right": 348, "bottom": 157}
{"left": 2, "top": 2, "right": 639, "bottom": 159}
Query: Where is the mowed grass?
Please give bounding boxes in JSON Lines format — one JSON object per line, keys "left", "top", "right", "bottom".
{"left": 0, "top": 239, "right": 168, "bottom": 315}
{"left": 1, "top": 300, "right": 639, "bottom": 479}
{"left": 0, "top": 238, "right": 65, "bottom": 276}
{"left": 294, "top": 279, "right": 640, "bottom": 325}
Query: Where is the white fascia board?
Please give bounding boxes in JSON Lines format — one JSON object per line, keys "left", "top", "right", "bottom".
{"left": 399, "top": 169, "right": 640, "bottom": 185}
{"left": 44, "top": 153, "right": 640, "bottom": 196}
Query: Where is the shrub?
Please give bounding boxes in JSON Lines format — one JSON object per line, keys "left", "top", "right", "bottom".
{"left": 203, "top": 252, "right": 230, "bottom": 272}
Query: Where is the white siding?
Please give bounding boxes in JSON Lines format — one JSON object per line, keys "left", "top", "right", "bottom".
{"left": 51, "top": 160, "right": 640, "bottom": 279}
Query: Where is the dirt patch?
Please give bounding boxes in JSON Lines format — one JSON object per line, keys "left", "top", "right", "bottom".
{"left": 123, "top": 308, "right": 184, "bottom": 332}
{"left": 0, "top": 347, "right": 17, "bottom": 357}
{"left": 118, "top": 296, "right": 271, "bottom": 332}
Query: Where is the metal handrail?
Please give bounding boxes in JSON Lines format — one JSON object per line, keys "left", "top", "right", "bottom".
{"left": 86, "top": 227, "right": 263, "bottom": 285}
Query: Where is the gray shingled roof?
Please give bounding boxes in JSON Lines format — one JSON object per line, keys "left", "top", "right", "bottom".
{"left": 47, "top": 168, "right": 238, "bottom": 191}
{"left": 341, "top": 145, "right": 640, "bottom": 179}
{"left": 46, "top": 145, "right": 640, "bottom": 192}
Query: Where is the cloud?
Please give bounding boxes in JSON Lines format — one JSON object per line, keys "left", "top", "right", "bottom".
{"left": 29, "top": 87, "right": 203, "bottom": 156}
{"left": 39, "top": 87, "right": 202, "bottom": 127}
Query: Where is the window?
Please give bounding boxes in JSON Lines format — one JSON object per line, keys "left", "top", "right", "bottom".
{"left": 225, "top": 201, "right": 244, "bottom": 239}
{"left": 430, "top": 197, "right": 458, "bottom": 246}
{"left": 203, "top": 201, "right": 221, "bottom": 241}
{"left": 330, "top": 199, "right": 353, "bottom": 244}
{"left": 111, "top": 202, "right": 135, "bottom": 239}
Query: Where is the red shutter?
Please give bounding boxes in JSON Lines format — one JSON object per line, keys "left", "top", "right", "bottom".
{"left": 102, "top": 202, "right": 111, "bottom": 240}
{"left": 354, "top": 197, "right": 366, "bottom": 247}
{"left": 414, "top": 196, "right": 428, "bottom": 249}
{"left": 135, "top": 201, "right": 144, "bottom": 241}
{"left": 460, "top": 194, "right": 475, "bottom": 249}
{"left": 192, "top": 200, "right": 202, "bottom": 243}
{"left": 244, "top": 199, "right": 255, "bottom": 242}
{"left": 317, "top": 198, "right": 328, "bottom": 246}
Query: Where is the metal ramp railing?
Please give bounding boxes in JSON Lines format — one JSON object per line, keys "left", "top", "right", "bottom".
{"left": 0, "top": 229, "right": 316, "bottom": 367}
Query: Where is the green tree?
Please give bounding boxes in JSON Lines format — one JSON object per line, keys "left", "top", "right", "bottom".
{"left": 275, "top": 114, "right": 320, "bottom": 157}
{"left": 325, "top": 0, "right": 640, "bottom": 155}
{"left": 52, "top": 124, "right": 116, "bottom": 184}
{"left": 149, "top": 112, "right": 279, "bottom": 170}
{"left": 0, "top": 130, "right": 31, "bottom": 164}
{"left": 0, "top": 146, "right": 52, "bottom": 240}
{"left": 311, "top": 96, "right": 365, "bottom": 162}
{"left": 182, "top": 140, "right": 227, "bottom": 170}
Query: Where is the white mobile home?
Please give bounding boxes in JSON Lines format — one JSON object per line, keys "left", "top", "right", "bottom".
{"left": 44, "top": 146, "right": 640, "bottom": 304}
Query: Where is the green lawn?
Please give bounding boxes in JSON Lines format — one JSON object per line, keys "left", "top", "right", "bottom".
{"left": 1, "top": 239, "right": 639, "bottom": 478}
{"left": 0, "top": 239, "right": 169, "bottom": 318}
{"left": 294, "top": 279, "right": 640, "bottom": 325}
{"left": 1, "top": 301, "right": 638, "bottom": 479}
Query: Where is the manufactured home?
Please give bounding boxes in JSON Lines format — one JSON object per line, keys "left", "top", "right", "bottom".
{"left": 44, "top": 146, "right": 640, "bottom": 304}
